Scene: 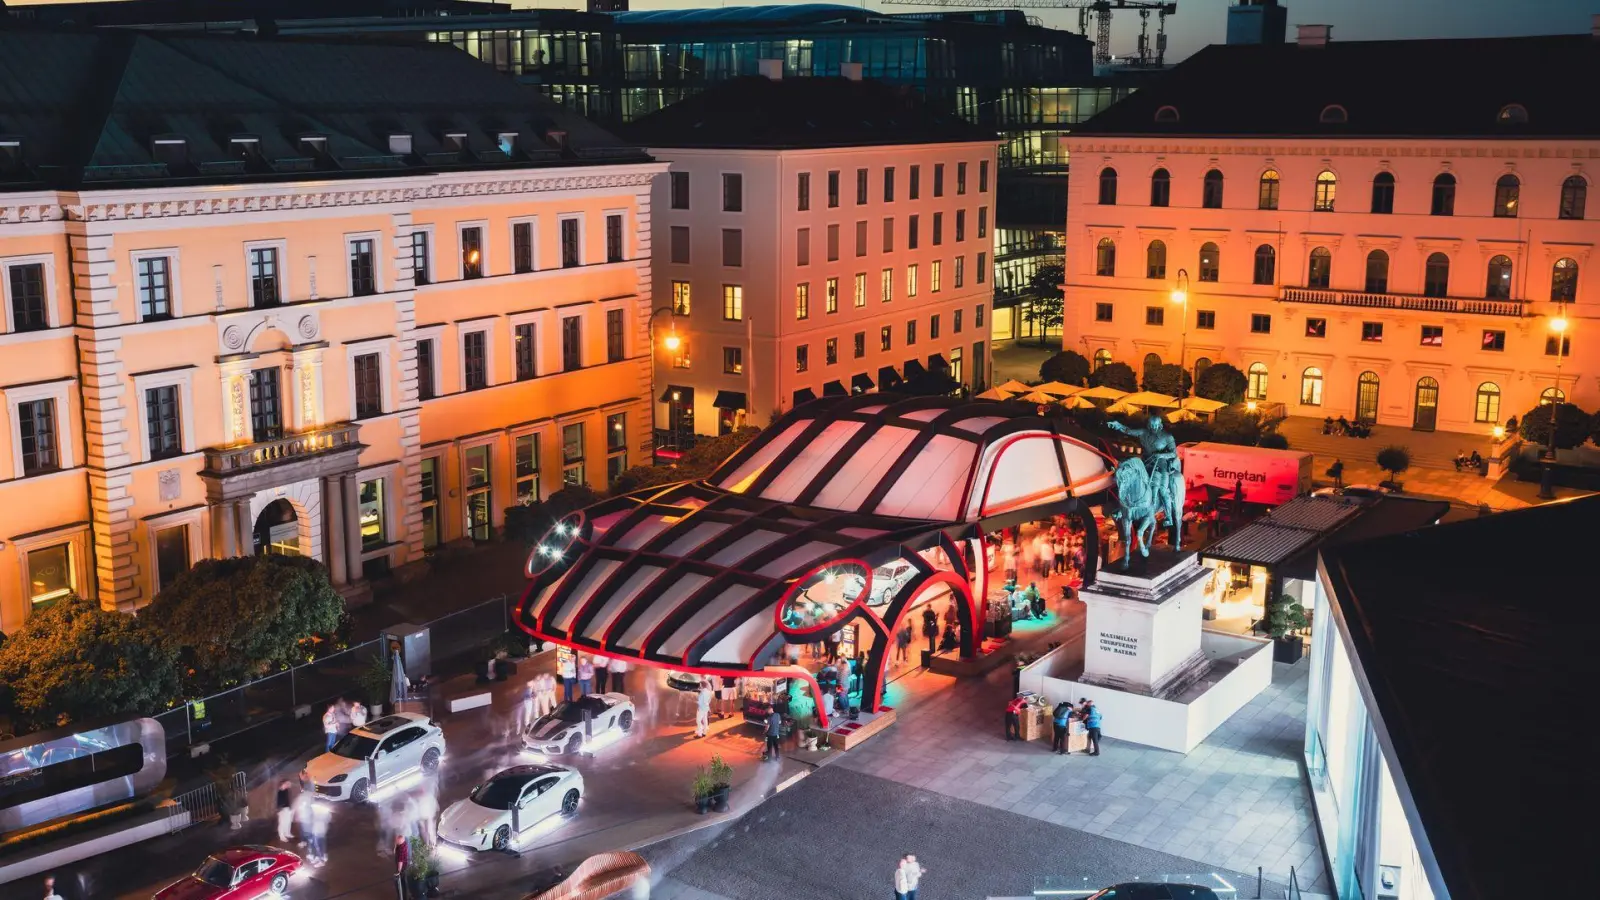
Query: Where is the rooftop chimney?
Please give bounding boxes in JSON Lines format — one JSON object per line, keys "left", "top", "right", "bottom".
{"left": 1297, "top": 24, "right": 1331, "bottom": 47}
{"left": 757, "top": 58, "right": 783, "bottom": 81}
{"left": 840, "top": 61, "right": 863, "bottom": 81}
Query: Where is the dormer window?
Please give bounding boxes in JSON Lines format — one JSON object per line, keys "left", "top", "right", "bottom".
{"left": 388, "top": 133, "right": 413, "bottom": 155}
{"left": 1319, "top": 104, "right": 1348, "bottom": 124}
{"left": 444, "top": 132, "right": 468, "bottom": 152}
{"left": 1497, "top": 104, "right": 1529, "bottom": 125}
{"left": 298, "top": 134, "right": 329, "bottom": 156}
{"left": 0, "top": 139, "right": 20, "bottom": 172}
{"left": 1153, "top": 105, "right": 1180, "bottom": 123}
{"left": 498, "top": 132, "right": 518, "bottom": 155}
{"left": 152, "top": 138, "right": 188, "bottom": 167}
{"left": 229, "top": 136, "right": 262, "bottom": 162}
{"left": 546, "top": 130, "right": 567, "bottom": 149}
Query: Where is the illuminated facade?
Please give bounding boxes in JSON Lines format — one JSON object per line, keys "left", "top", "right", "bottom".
{"left": 0, "top": 31, "right": 661, "bottom": 629}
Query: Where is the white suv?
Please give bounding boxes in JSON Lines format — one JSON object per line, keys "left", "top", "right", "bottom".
{"left": 303, "top": 712, "right": 445, "bottom": 803}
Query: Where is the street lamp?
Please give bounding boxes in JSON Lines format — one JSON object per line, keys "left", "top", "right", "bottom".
{"left": 648, "top": 306, "right": 681, "bottom": 463}
{"left": 1170, "top": 268, "right": 1190, "bottom": 399}
{"left": 1545, "top": 309, "right": 1568, "bottom": 456}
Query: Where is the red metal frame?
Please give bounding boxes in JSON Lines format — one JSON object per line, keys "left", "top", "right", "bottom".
{"left": 976, "top": 433, "right": 1117, "bottom": 518}
{"left": 771, "top": 558, "right": 876, "bottom": 639}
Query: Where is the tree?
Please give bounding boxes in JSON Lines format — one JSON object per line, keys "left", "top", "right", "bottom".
{"left": 1376, "top": 445, "right": 1412, "bottom": 486}
{"left": 1140, "top": 363, "right": 1192, "bottom": 397}
{"left": 1194, "top": 363, "right": 1248, "bottom": 405}
{"left": 1039, "top": 350, "right": 1091, "bottom": 387}
{"left": 1516, "top": 402, "right": 1591, "bottom": 450}
{"left": 142, "top": 554, "right": 345, "bottom": 691}
{"left": 1088, "top": 361, "right": 1137, "bottom": 392}
{"left": 1020, "top": 264, "right": 1065, "bottom": 346}
{"left": 1257, "top": 432, "right": 1290, "bottom": 450}
{"left": 505, "top": 483, "right": 604, "bottom": 544}
{"left": 0, "top": 595, "right": 179, "bottom": 729}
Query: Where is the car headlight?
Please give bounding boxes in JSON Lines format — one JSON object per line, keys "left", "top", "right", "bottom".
{"left": 472, "top": 827, "right": 487, "bottom": 837}
{"left": 326, "top": 774, "right": 347, "bottom": 784}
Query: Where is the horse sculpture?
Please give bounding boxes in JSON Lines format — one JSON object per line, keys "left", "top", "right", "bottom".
{"left": 1109, "top": 455, "right": 1186, "bottom": 569}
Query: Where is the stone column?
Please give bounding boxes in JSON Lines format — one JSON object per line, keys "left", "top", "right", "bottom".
{"left": 341, "top": 474, "right": 364, "bottom": 584}
{"left": 212, "top": 503, "right": 237, "bottom": 558}
{"left": 324, "top": 476, "right": 348, "bottom": 586}
{"left": 233, "top": 499, "right": 253, "bottom": 557}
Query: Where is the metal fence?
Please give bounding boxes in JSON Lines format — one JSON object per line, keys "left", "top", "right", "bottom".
{"left": 166, "top": 770, "right": 248, "bottom": 830}
{"left": 153, "top": 595, "right": 511, "bottom": 758}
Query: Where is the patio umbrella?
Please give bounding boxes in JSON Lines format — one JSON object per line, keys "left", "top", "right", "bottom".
{"left": 1064, "top": 395, "right": 1098, "bottom": 410}
{"left": 975, "top": 387, "right": 1013, "bottom": 401}
{"left": 998, "top": 379, "right": 1033, "bottom": 393}
{"left": 1179, "top": 396, "right": 1226, "bottom": 413}
{"left": 1019, "top": 390, "right": 1059, "bottom": 405}
{"left": 1077, "top": 385, "right": 1129, "bottom": 402}
{"left": 1035, "top": 381, "right": 1084, "bottom": 396}
{"left": 1120, "top": 391, "right": 1180, "bottom": 409}
{"left": 1166, "top": 406, "right": 1202, "bottom": 422}
{"left": 389, "top": 648, "right": 408, "bottom": 705}
{"left": 1105, "top": 399, "right": 1141, "bottom": 415}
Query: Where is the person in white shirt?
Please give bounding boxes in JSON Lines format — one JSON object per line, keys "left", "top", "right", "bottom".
{"left": 322, "top": 704, "right": 340, "bottom": 752}
{"left": 592, "top": 654, "right": 611, "bottom": 693}
{"left": 349, "top": 698, "right": 368, "bottom": 731}
{"left": 694, "top": 683, "right": 713, "bottom": 737}
{"left": 896, "top": 854, "right": 927, "bottom": 900}
{"left": 608, "top": 657, "right": 629, "bottom": 695}
{"left": 558, "top": 653, "right": 578, "bottom": 703}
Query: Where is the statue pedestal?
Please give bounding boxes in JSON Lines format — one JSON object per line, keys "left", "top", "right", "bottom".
{"left": 1080, "top": 549, "right": 1209, "bottom": 697}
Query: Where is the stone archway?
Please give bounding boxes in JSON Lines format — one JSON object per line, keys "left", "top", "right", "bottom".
{"left": 247, "top": 478, "right": 324, "bottom": 562}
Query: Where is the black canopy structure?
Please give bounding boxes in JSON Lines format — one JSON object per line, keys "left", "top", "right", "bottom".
{"left": 877, "top": 365, "right": 904, "bottom": 389}
{"left": 713, "top": 390, "right": 747, "bottom": 409}
{"left": 792, "top": 387, "right": 818, "bottom": 406}
{"left": 851, "top": 372, "right": 875, "bottom": 394}
{"left": 823, "top": 380, "right": 849, "bottom": 398}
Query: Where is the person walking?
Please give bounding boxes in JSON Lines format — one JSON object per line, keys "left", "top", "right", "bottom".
{"left": 608, "top": 656, "right": 628, "bottom": 695}
{"left": 898, "top": 855, "right": 927, "bottom": 900}
{"left": 694, "top": 682, "right": 713, "bottom": 737}
{"left": 41, "top": 876, "right": 64, "bottom": 900}
{"left": 295, "top": 776, "right": 315, "bottom": 847}
{"left": 275, "top": 779, "right": 295, "bottom": 843}
{"left": 593, "top": 653, "right": 610, "bottom": 694}
{"left": 718, "top": 676, "right": 738, "bottom": 719}
{"left": 1329, "top": 459, "right": 1345, "bottom": 491}
{"left": 763, "top": 708, "right": 783, "bottom": 761}
{"left": 559, "top": 653, "right": 578, "bottom": 703}
{"left": 1083, "top": 700, "right": 1103, "bottom": 756}
{"left": 1004, "top": 695, "right": 1026, "bottom": 741}
{"left": 921, "top": 607, "right": 938, "bottom": 657}
{"left": 1038, "top": 538, "right": 1055, "bottom": 580}
{"left": 306, "top": 798, "right": 331, "bottom": 867}
{"left": 1050, "top": 700, "right": 1074, "bottom": 755}
{"left": 895, "top": 623, "right": 912, "bottom": 665}
{"left": 393, "top": 833, "right": 411, "bottom": 898}
{"left": 349, "top": 697, "right": 368, "bottom": 732}
{"left": 576, "top": 655, "right": 595, "bottom": 697}
{"left": 322, "top": 703, "right": 340, "bottom": 752}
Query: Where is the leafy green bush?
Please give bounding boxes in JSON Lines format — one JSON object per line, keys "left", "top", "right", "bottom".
{"left": 1517, "top": 402, "right": 1592, "bottom": 450}
{"left": 1376, "top": 445, "right": 1412, "bottom": 483}
{"left": 1194, "top": 363, "right": 1248, "bottom": 405}
{"left": 1088, "top": 361, "right": 1137, "bottom": 392}
{"left": 1039, "top": 350, "right": 1091, "bottom": 386}
{"left": 1140, "top": 363, "right": 1191, "bottom": 397}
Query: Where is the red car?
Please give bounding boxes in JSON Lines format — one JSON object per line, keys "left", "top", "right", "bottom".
{"left": 153, "top": 845, "right": 301, "bottom": 899}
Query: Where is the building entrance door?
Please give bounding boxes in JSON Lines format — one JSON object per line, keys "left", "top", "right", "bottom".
{"left": 1412, "top": 377, "right": 1439, "bottom": 432}
{"left": 254, "top": 498, "right": 300, "bottom": 556}
{"left": 1356, "top": 371, "right": 1380, "bottom": 423}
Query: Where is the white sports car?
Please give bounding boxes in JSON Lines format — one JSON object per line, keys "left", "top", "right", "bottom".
{"left": 522, "top": 693, "right": 635, "bottom": 755}
{"left": 438, "top": 764, "right": 584, "bottom": 853}
{"left": 843, "top": 559, "right": 919, "bottom": 608}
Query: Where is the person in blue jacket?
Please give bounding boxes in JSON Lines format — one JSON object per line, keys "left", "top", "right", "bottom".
{"left": 1050, "top": 700, "right": 1075, "bottom": 755}
{"left": 1082, "top": 700, "right": 1103, "bottom": 756}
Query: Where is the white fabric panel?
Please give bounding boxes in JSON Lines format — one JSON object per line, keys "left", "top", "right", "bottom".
{"left": 953, "top": 415, "right": 1007, "bottom": 435}
{"left": 661, "top": 521, "right": 733, "bottom": 556}
{"left": 550, "top": 559, "right": 622, "bottom": 632}
{"left": 754, "top": 541, "right": 842, "bottom": 578}
{"left": 616, "top": 572, "right": 712, "bottom": 650}
{"left": 613, "top": 514, "right": 677, "bottom": 551}
{"left": 813, "top": 425, "right": 919, "bottom": 511}
{"left": 875, "top": 435, "right": 975, "bottom": 520}
{"left": 974, "top": 435, "right": 1067, "bottom": 515}
{"left": 656, "top": 584, "right": 761, "bottom": 660}
{"left": 582, "top": 564, "right": 665, "bottom": 644}
{"left": 856, "top": 405, "right": 888, "bottom": 414}
{"left": 714, "top": 420, "right": 809, "bottom": 490}
{"left": 838, "top": 526, "right": 889, "bottom": 539}
{"left": 900, "top": 408, "right": 945, "bottom": 422}
{"left": 589, "top": 510, "right": 630, "bottom": 537}
{"left": 1061, "top": 442, "right": 1115, "bottom": 495}
{"left": 707, "top": 530, "right": 786, "bottom": 567}
{"left": 701, "top": 602, "right": 780, "bottom": 665}
{"left": 532, "top": 568, "right": 574, "bottom": 619}
{"left": 761, "top": 421, "right": 863, "bottom": 502}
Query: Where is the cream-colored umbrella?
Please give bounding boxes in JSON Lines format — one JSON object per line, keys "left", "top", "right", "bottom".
{"left": 1166, "top": 406, "right": 1202, "bottom": 422}
{"left": 1064, "top": 395, "right": 1098, "bottom": 410}
{"left": 975, "top": 387, "right": 1013, "bottom": 401}
{"left": 1120, "top": 391, "right": 1180, "bottom": 409}
{"left": 1035, "top": 381, "right": 1084, "bottom": 396}
{"left": 1105, "top": 399, "right": 1140, "bottom": 415}
{"left": 998, "top": 379, "right": 1033, "bottom": 393}
{"left": 1077, "top": 385, "right": 1129, "bottom": 401}
{"left": 1179, "top": 396, "right": 1226, "bottom": 413}
{"left": 1019, "top": 390, "right": 1059, "bottom": 405}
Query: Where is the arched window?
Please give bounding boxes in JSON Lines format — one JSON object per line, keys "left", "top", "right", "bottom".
{"left": 1150, "top": 168, "right": 1171, "bottom": 207}
{"left": 1552, "top": 257, "right": 1579, "bottom": 303}
{"left": 1300, "top": 367, "right": 1324, "bottom": 406}
{"left": 1199, "top": 242, "right": 1220, "bottom": 282}
{"left": 1364, "top": 249, "right": 1390, "bottom": 294}
{"left": 1540, "top": 387, "right": 1566, "bottom": 406}
{"left": 1202, "top": 169, "right": 1224, "bottom": 209}
{"left": 1093, "top": 349, "right": 1113, "bottom": 371}
{"left": 1258, "top": 170, "right": 1280, "bottom": 210}
{"left": 1423, "top": 252, "right": 1450, "bottom": 298}
{"left": 1143, "top": 352, "right": 1162, "bottom": 372}
{"left": 1356, "top": 371, "right": 1380, "bottom": 423}
{"left": 1146, "top": 240, "right": 1167, "bottom": 279}
{"left": 1308, "top": 247, "right": 1332, "bottom": 289}
{"left": 1416, "top": 377, "right": 1441, "bottom": 430}
{"left": 1497, "top": 104, "right": 1528, "bottom": 125}
{"left": 1248, "top": 245, "right": 1274, "bottom": 286}
{"left": 1319, "top": 104, "right": 1348, "bottom": 124}
{"left": 1194, "top": 357, "right": 1212, "bottom": 380}
{"left": 1431, "top": 173, "right": 1456, "bottom": 216}
{"left": 1098, "top": 167, "right": 1118, "bottom": 205}
{"left": 1246, "top": 362, "right": 1269, "bottom": 401}
{"left": 1370, "top": 172, "right": 1395, "bottom": 214}
{"left": 1493, "top": 174, "right": 1520, "bottom": 218}
{"left": 1560, "top": 175, "right": 1587, "bottom": 220}
{"left": 1314, "top": 171, "right": 1337, "bottom": 212}
{"left": 1474, "top": 382, "right": 1501, "bottom": 424}
{"left": 1154, "top": 105, "right": 1180, "bottom": 122}
{"left": 1486, "top": 255, "right": 1513, "bottom": 299}
{"left": 1095, "top": 237, "right": 1116, "bottom": 277}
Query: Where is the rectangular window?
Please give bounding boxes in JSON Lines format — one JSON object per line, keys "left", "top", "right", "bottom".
{"left": 670, "top": 171, "right": 690, "bottom": 209}
{"left": 606, "top": 413, "right": 627, "bottom": 485}
{"left": 1546, "top": 335, "right": 1572, "bottom": 357}
{"left": 976, "top": 304, "right": 985, "bottom": 328}
{"left": 723, "top": 347, "right": 743, "bottom": 374}
{"left": 723, "top": 285, "right": 743, "bottom": 321}
{"left": 514, "top": 324, "right": 536, "bottom": 381}
{"left": 514, "top": 434, "right": 540, "bottom": 505}
{"left": 1095, "top": 303, "right": 1113, "bottom": 322}
{"left": 562, "top": 423, "right": 586, "bottom": 486}
{"left": 826, "top": 337, "right": 838, "bottom": 365}
{"left": 248, "top": 248, "right": 280, "bottom": 307}
{"left": 955, "top": 210, "right": 966, "bottom": 242}
{"left": 359, "top": 478, "right": 386, "bottom": 550}
{"left": 797, "top": 172, "right": 811, "bottom": 211}
{"left": 881, "top": 268, "right": 893, "bottom": 303}
{"left": 463, "top": 331, "right": 487, "bottom": 390}
{"left": 27, "top": 542, "right": 72, "bottom": 608}
{"left": 827, "top": 224, "right": 840, "bottom": 262}
{"left": 145, "top": 384, "right": 183, "bottom": 458}
{"left": 1421, "top": 325, "right": 1444, "bottom": 347}
{"left": 670, "top": 226, "right": 690, "bottom": 264}
{"left": 154, "top": 525, "right": 190, "bottom": 591}
{"left": 930, "top": 314, "right": 941, "bottom": 339}
{"left": 855, "top": 221, "right": 868, "bottom": 257}
{"left": 1250, "top": 313, "right": 1272, "bottom": 334}
{"left": 978, "top": 207, "right": 988, "bottom": 239}
{"left": 671, "top": 337, "right": 690, "bottom": 369}
{"left": 856, "top": 168, "right": 869, "bottom": 205}
{"left": 954, "top": 309, "right": 964, "bottom": 333}
{"left": 796, "top": 282, "right": 811, "bottom": 320}
{"left": 909, "top": 165, "right": 921, "bottom": 200}
{"left": 957, "top": 162, "right": 968, "bottom": 195}
{"left": 561, "top": 317, "right": 582, "bottom": 371}
{"left": 513, "top": 221, "right": 535, "bottom": 273}
{"left": 723, "top": 173, "right": 743, "bottom": 212}
{"left": 353, "top": 353, "right": 382, "bottom": 418}
{"left": 461, "top": 227, "right": 483, "bottom": 279}
{"left": 17, "top": 399, "right": 58, "bottom": 474}
{"left": 247, "top": 367, "right": 279, "bottom": 442}
{"left": 560, "top": 219, "right": 581, "bottom": 268}
{"left": 606, "top": 214, "right": 624, "bottom": 263}
{"left": 883, "top": 166, "right": 895, "bottom": 202}
{"left": 907, "top": 264, "right": 919, "bottom": 298}
{"left": 796, "top": 228, "right": 811, "bottom": 267}
{"left": 606, "top": 308, "right": 625, "bottom": 363}
{"left": 828, "top": 170, "right": 840, "bottom": 208}
{"left": 908, "top": 215, "right": 919, "bottom": 250}
{"left": 796, "top": 344, "right": 809, "bottom": 373}
{"left": 1305, "top": 317, "right": 1327, "bottom": 338}
{"left": 671, "top": 280, "right": 691, "bottom": 315}
{"left": 906, "top": 319, "right": 917, "bottom": 345}
{"left": 979, "top": 160, "right": 989, "bottom": 193}
{"left": 417, "top": 338, "right": 437, "bottom": 398}
{"left": 854, "top": 331, "right": 866, "bottom": 358}
{"left": 854, "top": 273, "right": 867, "bottom": 308}
{"left": 1145, "top": 307, "right": 1164, "bottom": 326}
{"left": 420, "top": 457, "right": 440, "bottom": 549}
{"left": 722, "top": 229, "right": 742, "bottom": 267}
{"left": 880, "top": 325, "right": 892, "bottom": 351}
{"left": 932, "top": 213, "right": 943, "bottom": 246}
{"left": 977, "top": 252, "right": 987, "bottom": 284}
{"left": 136, "top": 256, "right": 173, "bottom": 321}
{"left": 1361, "top": 321, "right": 1384, "bottom": 343}
{"left": 955, "top": 255, "right": 965, "bottom": 288}
{"left": 1482, "top": 330, "right": 1506, "bottom": 352}
{"left": 931, "top": 260, "right": 942, "bottom": 293}
{"left": 464, "top": 444, "right": 491, "bottom": 541}
{"left": 934, "top": 163, "right": 945, "bottom": 197}
{"left": 348, "top": 238, "right": 377, "bottom": 296}
{"left": 1196, "top": 310, "right": 1216, "bottom": 330}
{"left": 950, "top": 347, "right": 963, "bottom": 383}
{"left": 882, "top": 218, "right": 894, "bottom": 254}
{"left": 411, "top": 231, "right": 431, "bottom": 285}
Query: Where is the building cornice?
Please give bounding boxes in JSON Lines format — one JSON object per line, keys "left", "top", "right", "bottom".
{"left": 1061, "top": 138, "right": 1600, "bottom": 160}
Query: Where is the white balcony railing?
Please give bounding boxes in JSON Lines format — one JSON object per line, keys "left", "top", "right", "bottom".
{"left": 1279, "top": 287, "right": 1527, "bottom": 318}
{"left": 203, "top": 422, "right": 362, "bottom": 475}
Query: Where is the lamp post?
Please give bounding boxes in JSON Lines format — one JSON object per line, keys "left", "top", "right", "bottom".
{"left": 1170, "top": 268, "right": 1190, "bottom": 399}
{"left": 648, "top": 306, "right": 681, "bottom": 463}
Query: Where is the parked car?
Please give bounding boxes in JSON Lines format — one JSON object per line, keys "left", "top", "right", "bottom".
{"left": 153, "top": 846, "right": 300, "bottom": 899}
{"left": 303, "top": 712, "right": 445, "bottom": 803}
{"left": 523, "top": 693, "right": 636, "bottom": 756}
{"left": 438, "top": 764, "right": 584, "bottom": 853}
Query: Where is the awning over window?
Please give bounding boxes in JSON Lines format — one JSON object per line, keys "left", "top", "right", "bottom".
{"left": 878, "top": 365, "right": 904, "bottom": 389}
{"left": 660, "top": 385, "right": 694, "bottom": 404}
{"left": 851, "top": 373, "right": 875, "bottom": 394}
{"left": 792, "top": 388, "right": 818, "bottom": 406}
{"left": 823, "top": 380, "right": 848, "bottom": 397}
{"left": 902, "top": 359, "right": 928, "bottom": 379}
{"left": 713, "top": 390, "right": 747, "bottom": 409}
{"left": 928, "top": 354, "right": 951, "bottom": 371}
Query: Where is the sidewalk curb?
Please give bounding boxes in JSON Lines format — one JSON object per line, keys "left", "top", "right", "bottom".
{"left": 624, "top": 764, "right": 816, "bottom": 853}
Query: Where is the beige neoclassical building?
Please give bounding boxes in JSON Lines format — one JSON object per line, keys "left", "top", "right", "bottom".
{"left": 0, "top": 31, "right": 662, "bottom": 630}
{"left": 1062, "top": 28, "right": 1599, "bottom": 435}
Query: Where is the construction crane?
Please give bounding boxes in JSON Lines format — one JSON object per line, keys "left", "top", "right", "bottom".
{"left": 878, "top": 0, "right": 1177, "bottom": 68}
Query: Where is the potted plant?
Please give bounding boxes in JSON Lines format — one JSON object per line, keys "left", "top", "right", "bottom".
{"left": 691, "top": 768, "right": 714, "bottom": 814}
{"left": 707, "top": 755, "right": 733, "bottom": 812}
{"left": 358, "top": 650, "right": 392, "bottom": 718}
{"left": 1266, "top": 593, "right": 1310, "bottom": 664}
{"left": 406, "top": 836, "right": 440, "bottom": 896}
